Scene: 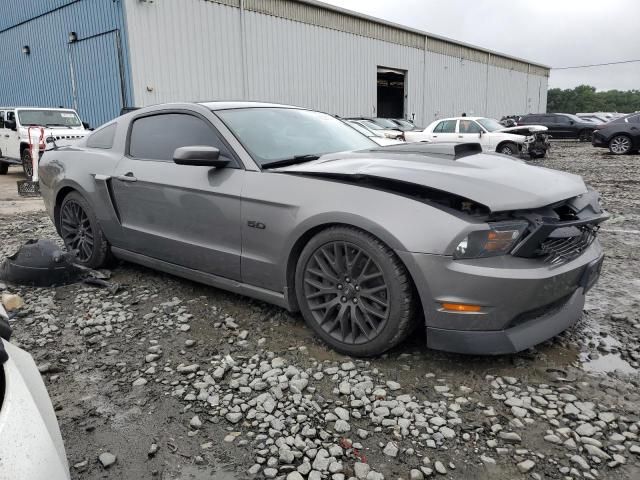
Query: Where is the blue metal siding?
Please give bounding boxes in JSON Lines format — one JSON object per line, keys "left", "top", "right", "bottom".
{"left": 0, "top": 0, "right": 133, "bottom": 128}
{"left": 0, "top": 0, "right": 76, "bottom": 31}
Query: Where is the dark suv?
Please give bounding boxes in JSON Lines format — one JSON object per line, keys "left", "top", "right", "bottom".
{"left": 518, "top": 113, "right": 595, "bottom": 141}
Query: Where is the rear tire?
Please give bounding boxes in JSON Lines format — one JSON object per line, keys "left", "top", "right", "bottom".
{"left": 0, "top": 163, "right": 8, "bottom": 175}
{"left": 498, "top": 142, "right": 519, "bottom": 156}
{"left": 609, "top": 135, "right": 632, "bottom": 155}
{"left": 21, "top": 149, "right": 33, "bottom": 179}
{"left": 59, "top": 192, "right": 111, "bottom": 268}
{"left": 295, "top": 226, "right": 417, "bottom": 357}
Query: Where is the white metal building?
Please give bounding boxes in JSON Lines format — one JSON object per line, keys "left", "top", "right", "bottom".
{"left": 1, "top": 0, "right": 549, "bottom": 127}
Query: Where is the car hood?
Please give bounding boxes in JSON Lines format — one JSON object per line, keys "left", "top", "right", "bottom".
{"left": 276, "top": 144, "right": 587, "bottom": 212}
{"left": 495, "top": 125, "right": 548, "bottom": 134}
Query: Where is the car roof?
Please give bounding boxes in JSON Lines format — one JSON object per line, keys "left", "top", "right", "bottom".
{"left": 198, "top": 101, "right": 302, "bottom": 111}
{"left": 434, "top": 117, "right": 486, "bottom": 121}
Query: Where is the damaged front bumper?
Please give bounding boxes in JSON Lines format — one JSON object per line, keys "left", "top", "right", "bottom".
{"left": 522, "top": 133, "right": 550, "bottom": 158}
{"left": 399, "top": 240, "right": 602, "bottom": 354}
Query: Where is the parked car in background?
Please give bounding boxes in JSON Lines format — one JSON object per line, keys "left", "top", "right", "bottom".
{"left": 518, "top": 113, "right": 595, "bottom": 141}
{"left": 577, "top": 113, "right": 614, "bottom": 124}
{"left": 39, "top": 101, "right": 607, "bottom": 356}
{"left": 405, "top": 116, "right": 549, "bottom": 158}
{"left": 0, "top": 107, "right": 90, "bottom": 178}
{"left": 344, "top": 120, "right": 404, "bottom": 146}
{"left": 592, "top": 112, "right": 640, "bottom": 155}
{"left": 387, "top": 118, "right": 422, "bottom": 131}
{"left": 0, "top": 316, "right": 71, "bottom": 479}
{"left": 345, "top": 118, "right": 404, "bottom": 140}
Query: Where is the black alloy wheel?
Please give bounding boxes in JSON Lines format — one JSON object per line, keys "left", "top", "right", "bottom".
{"left": 303, "top": 241, "right": 390, "bottom": 344}
{"left": 60, "top": 199, "right": 95, "bottom": 263}
{"left": 295, "top": 226, "right": 416, "bottom": 356}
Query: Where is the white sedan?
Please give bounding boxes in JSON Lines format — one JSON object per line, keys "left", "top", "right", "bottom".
{"left": 344, "top": 120, "right": 405, "bottom": 146}
{"left": 404, "top": 116, "right": 549, "bottom": 158}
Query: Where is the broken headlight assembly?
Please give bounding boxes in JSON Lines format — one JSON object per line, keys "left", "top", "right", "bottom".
{"left": 454, "top": 221, "right": 528, "bottom": 259}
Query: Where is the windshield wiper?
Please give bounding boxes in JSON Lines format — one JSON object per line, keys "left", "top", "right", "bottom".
{"left": 261, "top": 154, "right": 321, "bottom": 169}
{"left": 46, "top": 123, "right": 73, "bottom": 128}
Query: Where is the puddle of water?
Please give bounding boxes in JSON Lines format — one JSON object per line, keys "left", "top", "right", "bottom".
{"left": 580, "top": 352, "right": 637, "bottom": 375}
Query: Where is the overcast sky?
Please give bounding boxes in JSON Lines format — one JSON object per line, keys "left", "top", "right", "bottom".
{"left": 322, "top": 0, "right": 640, "bottom": 91}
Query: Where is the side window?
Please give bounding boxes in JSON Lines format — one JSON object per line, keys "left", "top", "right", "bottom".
{"left": 86, "top": 123, "right": 117, "bottom": 149}
{"left": 6, "top": 111, "right": 15, "bottom": 122}
{"left": 0, "top": 111, "right": 4, "bottom": 129}
{"left": 129, "top": 113, "right": 233, "bottom": 163}
{"left": 433, "top": 121, "right": 445, "bottom": 133}
{"left": 441, "top": 120, "right": 457, "bottom": 133}
{"left": 459, "top": 120, "right": 482, "bottom": 134}
{"left": 556, "top": 116, "right": 570, "bottom": 125}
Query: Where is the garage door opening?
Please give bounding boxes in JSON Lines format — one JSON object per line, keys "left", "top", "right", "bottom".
{"left": 377, "top": 67, "right": 405, "bottom": 118}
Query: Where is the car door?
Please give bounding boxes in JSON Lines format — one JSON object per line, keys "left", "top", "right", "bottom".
{"left": 110, "top": 111, "right": 244, "bottom": 281}
{"left": 0, "top": 111, "right": 7, "bottom": 157}
{"left": 430, "top": 119, "right": 457, "bottom": 143}
{"left": 456, "top": 120, "right": 489, "bottom": 148}
{"left": 2, "top": 111, "right": 20, "bottom": 159}
{"left": 556, "top": 115, "right": 575, "bottom": 138}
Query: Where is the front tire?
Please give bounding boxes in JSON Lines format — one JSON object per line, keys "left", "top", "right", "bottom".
{"left": 0, "top": 163, "right": 8, "bottom": 175}
{"left": 59, "top": 192, "right": 111, "bottom": 268}
{"left": 609, "top": 135, "right": 632, "bottom": 155}
{"left": 498, "top": 142, "right": 519, "bottom": 156}
{"left": 21, "top": 149, "right": 33, "bottom": 179}
{"left": 295, "top": 226, "right": 417, "bottom": 357}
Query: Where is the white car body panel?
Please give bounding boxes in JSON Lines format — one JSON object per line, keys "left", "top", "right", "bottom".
{"left": 404, "top": 117, "right": 547, "bottom": 152}
{"left": 0, "top": 340, "right": 70, "bottom": 480}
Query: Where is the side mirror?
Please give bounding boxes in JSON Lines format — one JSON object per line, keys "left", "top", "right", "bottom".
{"left": 478, "top": 130, "right": 483, "bottom": 137}
{"left": 5, "top": 120, "right": 16, "bottom": 131}
{"left": 45, "top": 136, "right": 58, "bottom": 150}
{"left": 82, "top": 121, "right": 90, "bottom": 130}
{"left": 173, "top": 146, "right": 229, "bottom": 167}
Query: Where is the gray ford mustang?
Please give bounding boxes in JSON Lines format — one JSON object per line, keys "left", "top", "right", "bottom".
{"left": 39, "top": 102, "right": 608, "bottom": 356}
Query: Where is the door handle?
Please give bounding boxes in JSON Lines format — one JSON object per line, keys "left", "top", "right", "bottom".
{"left": 432, "top": 135, "right": 438, "bottom": 138}
{"left": 4, "top": 135, "right": 9, "bottom": 138}
{"left": 115, "top": 173, "right": 137, "bottom": 182}
{"left": 458, "top": 135, "right": 463, "bottom": 138}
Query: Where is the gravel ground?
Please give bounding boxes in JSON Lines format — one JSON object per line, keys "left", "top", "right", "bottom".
{"left": 1, "top": 142, "right": 639, "bottom": 480}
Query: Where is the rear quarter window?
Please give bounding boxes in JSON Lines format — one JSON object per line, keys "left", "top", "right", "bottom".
{"left": 86, "top": 123, "right": 117, "bottom": 149}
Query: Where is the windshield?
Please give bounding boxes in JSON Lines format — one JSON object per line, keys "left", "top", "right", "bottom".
{"left": 476, "top": 118, "right": 504, "bottom": 132}
{"left": 18, "top": 109, "right": 81, "bottom": 127}
{"left": 345, "top": 121, "right": 375, "bottom": 137}
{"left": 359, "top": 120, "right": 383, "bottom": 130}
{"left": 216, "top": 108, "right": 376, "bottom": 166}
{"left": 565, "top": 114, "right": 584, "bottom": 123}
{"left": 373, "top": 118, "right": 399, "bottom": 128}
{"left": 394, "top": 119, "right": 413, "bottom": 128}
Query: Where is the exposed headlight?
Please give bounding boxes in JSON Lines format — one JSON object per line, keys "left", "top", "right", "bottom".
{"left": 454, "top": 221, "right": 528, "bottom": 259}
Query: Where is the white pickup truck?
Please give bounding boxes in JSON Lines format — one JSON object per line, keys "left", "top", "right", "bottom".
{"left": 0, "top": 107, "right": 90, "bottom": 178}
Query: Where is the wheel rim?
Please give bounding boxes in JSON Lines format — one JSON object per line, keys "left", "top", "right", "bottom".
{"left": 611, "top": 136, "right": 630, "bottom": 154}
{"left": 501, "top": 146, "right": 513, "bottom": 155}
{"left": 22, "top": 152, "right": 33, "bottom": 178}
{"left": 303, "top": 241, "right": 390, "bottom": 345}
{"left": 60, "top": 200, "right": 94, "bottom": 262}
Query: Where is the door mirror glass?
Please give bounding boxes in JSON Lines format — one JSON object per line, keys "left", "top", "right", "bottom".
{"left": 5, "top": 120, "right": 16, "bottom": 131}
{"left": 173, "top": 146, "right": 229, "bottom": 167}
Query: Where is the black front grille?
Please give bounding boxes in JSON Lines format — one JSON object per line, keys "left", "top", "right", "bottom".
{"left": 535, "top": 225, "right": 597, "bottom": 265}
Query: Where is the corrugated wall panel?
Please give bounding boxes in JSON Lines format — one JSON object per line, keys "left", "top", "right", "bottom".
{"left": 123, "top": 0, "right": 546, "bottom": 123}
{"left": 0, "top": 0, "right": 75, "bottom": 31}
{"left": 0, "top": 0, "right": 133, "bottom": 127}
{"left": 243, "top": 12, "right": 425, "bottom": 120}
{"left": 123, "top": 0, "right": 244, "bottom": 106}
{"left": 527, "top": 74, "right": 548, "bottom": 113}
{"left": 423, "top": 53, "right": 488, "bottom": 122}
{"left": 486, "top": 66, "right": 529, "bottom": 118}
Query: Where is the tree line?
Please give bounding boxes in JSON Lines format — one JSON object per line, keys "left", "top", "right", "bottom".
{"left": 547, "top": 85, "right": 640, "bottom": 114}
